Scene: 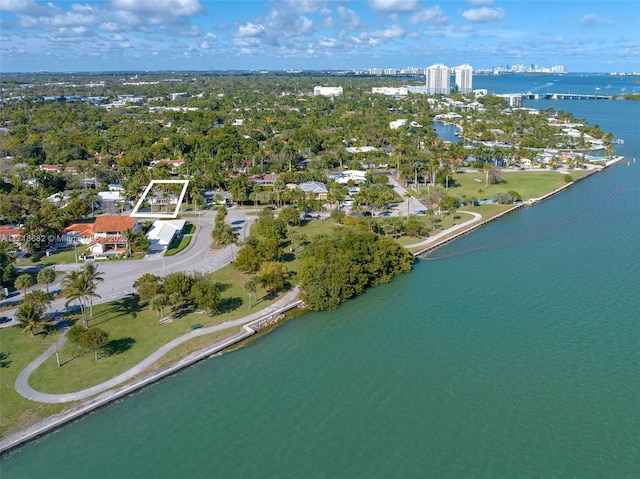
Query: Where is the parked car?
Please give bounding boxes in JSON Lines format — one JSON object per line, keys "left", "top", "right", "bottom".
{"left": 0, "top": 316, "right": 12, "bottom": 324}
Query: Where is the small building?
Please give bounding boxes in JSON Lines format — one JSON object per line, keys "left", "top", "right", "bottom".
{"left": 149, "top": 158, "right": 185, "bottom": 173}
{"left": 146, "top": 219, "right": 186, "bottom": 251}
{"left": 344, "top": 146, "right": 377, "bottom": 154}
{"left": 297, "top": 181, "right": 328, "bottom": 200}
{"left": 313, "top": 86, "right": 343, "bottom": 96}
{"left": 38, "top": 164, "right": 63, "bottom": 173}
{"left": 202, "top": 190, "right": 232, "bottom": 205}
{"left": 250, "top": 173, "right": 278, "bottom": 186}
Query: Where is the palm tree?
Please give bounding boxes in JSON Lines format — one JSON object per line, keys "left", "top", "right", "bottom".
{"left": 22, "top": 289, "right": 52, "bottom": 314}
{"left": 62, "top": 270, "right": 100, "bottom": 329}
{"left": 14, "top": 273, "right": 35, "bottom": 296}
{"left": 123, "top": 228, "right": 136, "bottom": 257}
{"left": 403, "top": 191, "right": 413, "bottom": 217}
{"left": 37, "top": 267, "right": 56, "bottom": 294}
{"left": 16, "top": 302, "right": 45, "bottom": 336}
{"left": 150, "top": 293, "right": 169, "bottom": 320}
{"left": 84, "top": 189, "right": 100, "bottom": 217}
{"left": 244, "top": 276, "right": 259, "bottom": 308}
{"left": 82, "top": 262, "right": 104, "bottom": 318}
{"left": 220, "top": 225, "right": 240, "bottom": 259}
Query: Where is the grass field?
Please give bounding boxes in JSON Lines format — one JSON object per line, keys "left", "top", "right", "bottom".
{"left": 0, "top": 327, "right": 68, "bottom": 436}
{"left": 0, "top": 263, "right": 282, "bottom": 436}
{"left": 28, "top": 266, "right": 277, "bottom": 395}
{"left": 164, "top": 235, "right": 192, "bottom": 256}
{"left": 431, "top": 169, "right": 589, "bottom": 202}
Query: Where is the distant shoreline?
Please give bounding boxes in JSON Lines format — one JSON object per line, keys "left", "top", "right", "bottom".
{"left": 0, "top": 157, "right": 626, "bottom": 457}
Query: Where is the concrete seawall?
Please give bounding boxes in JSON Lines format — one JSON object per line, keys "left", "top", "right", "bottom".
{"left": 413, "top": 163, "right": 619, "bottom": 257}
{"left": 0, "top": 299, "right": 302, "bottom": 455}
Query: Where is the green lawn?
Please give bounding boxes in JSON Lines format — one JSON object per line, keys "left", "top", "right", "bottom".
{"left": 164, "top": 235, "right": 192, "bottom": 256}
{"left": 0, "top": 326, "right": 67, "bottom": 437}
{"left": 426, "top": 169, "right": 589, "bottom": 202}
{"left": 27, "top": 266, "right": 279, "bottom": 395}
{"left": 182, "top": 222, "right": 196, "bottom": 234}
{"left": 31, "top": 246, "right": 79, "bottom": 266}
{"left": 0, "top": 262, "right": 285, "bottom": 436}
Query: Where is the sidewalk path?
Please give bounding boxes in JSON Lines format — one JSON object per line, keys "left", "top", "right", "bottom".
{"left": 15, "top": 288, "right": 300, "bottom": 404}
{"left": 404, "top": 210, "right": 482, "bottom": 250}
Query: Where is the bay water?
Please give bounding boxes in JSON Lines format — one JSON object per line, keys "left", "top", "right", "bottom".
{"left": 1, "top": 75, "right": 639, "bottom": 478}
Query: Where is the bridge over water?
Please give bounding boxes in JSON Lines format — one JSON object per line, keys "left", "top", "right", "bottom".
{"left": 520, "top": 92, "right": 613, "bottom": 100}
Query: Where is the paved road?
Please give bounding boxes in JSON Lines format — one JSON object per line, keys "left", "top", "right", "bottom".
{"left": 0, "top": 206, "right": 256, "bottom": 326}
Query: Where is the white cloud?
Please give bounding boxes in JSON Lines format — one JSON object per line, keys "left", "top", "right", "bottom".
{"left": 370, "top": 0, "right": 420, "bottom": 13}
{"left": 108, "top": 0, "right": 204, "bottom": 17}
{"left": 461, "top": 7, "right": 506, "bottom": 22}
{"left": 337, "top": 6, "right": 361, "bottom": 29}
{"left": 409, "top": 6, "right": 448, "bottom": 25}
{"left": 237, "top": 22, "right": 265, "bottom": 38}
{"left": 0, "top": 0, "right": 56, "bottom": 15}
{"left": 580, "top": 14, "right": 614, "bottom": 27}
{"left": 376, "top": 25, "right": 405, "bottom": 39}
{"left": 282, "top": 0, "right": 327, "bottom": 14}
{"left": 468, "top": 0, "right": 494, "bottom": 5}
{"left": 353, "top": 24, "right": 405, "bottom": 45}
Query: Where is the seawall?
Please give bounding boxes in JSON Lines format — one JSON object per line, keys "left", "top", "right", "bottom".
{"left": 0, "top": 299, "right": 302, "bottom": 456}
{"left": 413, "top": 162, "right": 621, "bottom": 257}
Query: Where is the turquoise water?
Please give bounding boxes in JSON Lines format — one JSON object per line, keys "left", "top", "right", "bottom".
{"left": 2, "top": 79, "right": 639, "bottom": 478}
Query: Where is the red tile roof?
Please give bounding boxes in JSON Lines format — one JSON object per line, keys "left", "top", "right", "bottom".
{"left": 63, "top": 223, "right": 94, "bottom": 236}
{"left": 93, "top": 216, "right": 135, "bottom": 233}
{"left": 0, "top": 225, "right": 23, "bottom": 236}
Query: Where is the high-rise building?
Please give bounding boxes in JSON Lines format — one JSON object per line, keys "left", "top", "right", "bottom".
{"left": 455, "top": 64, "right": 473, "bottom": 94}
{"left": 426, "top": 64, "right": 450, "bottom": 94}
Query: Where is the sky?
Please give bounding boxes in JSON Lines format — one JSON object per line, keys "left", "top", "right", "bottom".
{"left": 0, "top": 0, "right": 639, "bottom": 73}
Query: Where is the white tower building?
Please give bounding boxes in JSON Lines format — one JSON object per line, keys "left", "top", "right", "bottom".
{"left": 426, "top": 64, "right": 450, "bottom": 94}
{"left": 455, "top": 64, "right": 473, "bottom": 94}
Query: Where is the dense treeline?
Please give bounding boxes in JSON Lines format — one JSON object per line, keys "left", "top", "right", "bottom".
{"left": 297, "top": 227, "right": 414, "bottom": 310}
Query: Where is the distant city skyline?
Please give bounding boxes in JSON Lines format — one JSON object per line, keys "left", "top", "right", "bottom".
{"left": 0, "top": 0, "right": 638, "bottom": 73}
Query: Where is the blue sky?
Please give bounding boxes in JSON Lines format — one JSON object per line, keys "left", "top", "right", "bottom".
{"left": 1, "top": 0, "right": 638, "bottom": 73}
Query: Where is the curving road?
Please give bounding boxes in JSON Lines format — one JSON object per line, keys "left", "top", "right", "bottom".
{"left": 1, "top": 206, "right": 256, "bottom": 325}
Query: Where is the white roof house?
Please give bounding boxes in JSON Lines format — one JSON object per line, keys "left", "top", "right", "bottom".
{"left": 390, "top": 119, "right": 407, "bottom": 130}
{"left": 147, "top": 219, "right": 186, "bottom": 250}
{"left": 297, "top": 181, "right": 328, "bottom": 195}
{"left": 330, "top": 170, "right": 368, "bottom": 185}
{"left": 345, "top": 146, "right": 377, "bottom": 153}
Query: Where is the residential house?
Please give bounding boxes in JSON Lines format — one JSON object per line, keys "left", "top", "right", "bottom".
{"left": 0, "top": 225, "right": 23, "bottom": 245}
{"left": 330, "top": 170, "right": 368, "bottom": 185}
{"left": 149, "top": 158, "right": 185, "bottom": 173}
{"left": 39, "top": 164, "right": 63, "bottom": 173}
{"left": 202, "top": 190, "right": 232, "bottom": 205}
{"left": 250, "top": 173, "right": 278, "bottom": 186}
{"left": 86, "top": 215, "right": 140, "bottom": 257}
{"left": 60, "top": 223, "right": 94, "bottom": 246}
{"left": 297, "top": 181, "right": 328, "bottom": 200}
{"left": 390, "top": 119, "right": 407, "bottom": 130}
